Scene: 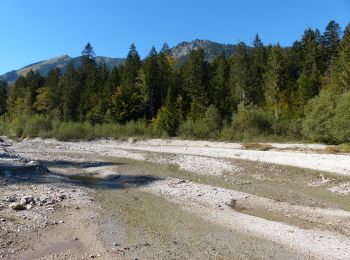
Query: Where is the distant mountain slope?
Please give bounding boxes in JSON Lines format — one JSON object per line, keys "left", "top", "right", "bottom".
{"left": 0, "top": 56, "right": 125, "bottom": 83}
{"left": 170, "top": 39, "right": 236, "bottom": 62}
{"left": 0, "top": 39, "right": 236, "bottom": 83}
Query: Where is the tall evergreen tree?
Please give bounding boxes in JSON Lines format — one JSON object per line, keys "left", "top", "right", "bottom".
{"left": 180, "top": 48, "right": 210, "bottom": 118}
{"left": 321, "top": 20, "right": 341, "bottom": 71}
{"left": 264, "top": 44, "right": 285, "bottom": 119}
{"left": 331, "top": 24, "right": 350, "bottom": 93}
{"left": 158, "top": 44, "right": 175, "bottom": 106}
{"left": 111, "top": 44, "right": 143, "bottom": 122}
{"left": 249, "top": 34, "right": 266, "bottom": 105}
{"left": 210, "top": 54, "right": 231, "bottom": 119}
{"left": 60, "top": 64, "right": 80, "bottom": 121}
{"left": 229, "top": 42, "right": 250, "bottom": 106}
{"left": 143, "top": 47, "right": 162, "bottom": 118}
{"left": 0, "top": 81, "right": 8, "bottom": 116}
{"left": 297, "top": 29, "right": 321, "bottom": 108}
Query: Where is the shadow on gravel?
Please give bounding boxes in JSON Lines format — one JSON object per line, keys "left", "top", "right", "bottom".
{"left": 38, "top": 160, "right": 126, "bottom": 168}
{"left": 0, "top": 159, "right": 160, "bottom": 190}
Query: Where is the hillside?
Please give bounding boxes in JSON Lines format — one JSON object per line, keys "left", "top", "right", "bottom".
{"left": 0, "top": 40, "right": 236, "bottom": 83}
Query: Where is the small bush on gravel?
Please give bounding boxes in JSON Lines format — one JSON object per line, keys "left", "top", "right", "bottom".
{"left": 242, "top": 142, "right": 273, "bottom": 151}
{"left": 232, "top": 103, "right": 273, "bottom": 135}
{"left": 23, "top": 115, "right": 53, "bottom": 137}
{"left": 302, "top": 90, "right": 336, "bottom": 143}
{"left": 331, "top": 91, "right": 350, "bottom": 143}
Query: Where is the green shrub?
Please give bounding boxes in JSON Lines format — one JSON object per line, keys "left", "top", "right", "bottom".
{"left": 332, "top": 91, "right": 350, "bottom": 143}
{"left": 204, "top": 105, "right": 221, "bottom": 133}
{"left": 8, "top": 116, "right": 26, "bottom": 138}
{"left": 153, "top": 106, "right": 179, "bottom": 137}
{"left": 232, "top": 103, "right": 273, "bottom": 135}
{"left": 178, "top": 119, "right": 196, "bottom": 139}
{"left": 52, "top": 122, "right": 95, "bottom": 140}
{"left": 302, "top": 90, "right": 336, "bottom": 143}
{"left": 178, "top": 105, "right": 222, "bottom": 139}
{"left": 23, "top": 115, "right": 53, "bottom": 137}
{"left": 242, "top": 142, "right": 273, "bottom": 151}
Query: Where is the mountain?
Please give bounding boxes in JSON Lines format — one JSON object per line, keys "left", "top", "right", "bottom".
{"left": 0, "top": 56, "right": 126, "bottom": 83}
{"left": 170, "top": 39, "right": 236, "bottom": 63}
{"left": 0, "top": 40, "right": 236, "bottom": 83}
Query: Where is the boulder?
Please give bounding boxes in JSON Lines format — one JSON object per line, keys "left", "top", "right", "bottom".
{"left": 9, "top": 203, "right": 25, "bottom": 210}
{"left": 20, "top": 196, "right": 34, "bottom": 205}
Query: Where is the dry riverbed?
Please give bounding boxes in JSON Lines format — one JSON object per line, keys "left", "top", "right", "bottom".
{"left": 1, "top": 137, "right": 350, "bottom": 259}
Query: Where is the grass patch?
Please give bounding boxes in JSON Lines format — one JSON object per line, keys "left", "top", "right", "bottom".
{"left": 323, "top": 143, "right": 350, "bottom": 154}
{"left": 241, "top": 142, "right": 273, "bottom": 151}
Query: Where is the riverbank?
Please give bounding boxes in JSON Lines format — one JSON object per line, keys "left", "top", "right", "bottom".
{"left": 1, "top": 137, "right": 350, "bottom": 259}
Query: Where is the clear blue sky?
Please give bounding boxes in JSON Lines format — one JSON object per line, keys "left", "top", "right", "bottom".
{"left": 0, "top": 0, "right": 349, "bottom": 74}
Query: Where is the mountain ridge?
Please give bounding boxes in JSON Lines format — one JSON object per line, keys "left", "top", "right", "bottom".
{"left": 0, "top": 39, "right": 237, "bottom": 83}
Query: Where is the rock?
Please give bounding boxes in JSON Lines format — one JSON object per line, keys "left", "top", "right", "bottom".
{"left": 5, "top": 195, "right": 16, "bottom": 202}
{"left": 26, "top": 204, "right": 32, "bottom": 210}
{"left": 20, "top": 196, "right": 34, "bottom": 205}
{"left": 73, "top": 237, "right": 79, "bottom": 241}
{"left": 9, "top": 202, "right": 25, "bottom": 210}
{"left": 58, "top": 194, "right": 66, "bottom": 200}
{"left": 26, "top": 161, "right": 39, "bottom": 166}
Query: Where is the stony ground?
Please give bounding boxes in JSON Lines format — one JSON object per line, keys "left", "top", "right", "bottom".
{"left": 1, "top": 137, "right": 350, "bottom": 259}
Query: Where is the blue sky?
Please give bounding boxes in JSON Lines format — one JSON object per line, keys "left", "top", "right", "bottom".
{"left": 0, "top": 0, "right": 349, "bottom": 74}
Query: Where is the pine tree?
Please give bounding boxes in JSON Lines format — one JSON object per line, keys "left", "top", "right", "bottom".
{"left": 111, "top": 43, "right": 143, "bottom": 122}
{"left": 181, "top": 48, "right": 210, "bottom": 118}
{"left": 78, "top": 43, "right": 98, "bottom": 121}
{"left": 143, "top": 46, "right": 161, "bottom": 118}
{"left": 160, "top": 43, "right": 171, "bottom": 55}
{"left": 264, "top": 44, "right": 285, "bottom": 119}
{"left": 249, "top": 34, "right": 266, "bottom": 105}
{"left": 321, "top": 20, "right": 341, "bottom": 71}
{"left": 210, "top": 54, "right": 231, "bottom": 119}
{"left": 297, "top": 29, "right": 321, "bottom": 108}
{"left": 0, "top": 81, "right": 8, "bottom": 116}
{"left": 158, "top": 43, "right": 175, "bottom": 105}
{"left": 331, "top": 24, "right": 350, "bottom": 93}
{"left": 60, "top": 64, "right": 80, "bottom": 121}
{"left": 81, "top": 42, "right": 96, "bottom": 65}
{"left": 24, "top": 70, "right": 44, "bottom": 114}
{"left": 229, "top": 42, "right": 250, "bottom": 106}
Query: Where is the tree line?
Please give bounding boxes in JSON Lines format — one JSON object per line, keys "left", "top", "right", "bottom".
{"left": 1, "top": 20, "right": 350, "bottom": 143}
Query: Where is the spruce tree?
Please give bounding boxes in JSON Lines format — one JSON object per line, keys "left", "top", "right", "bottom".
{"left": 210, "top": 54, "right": 231, "bottom": 119}
{"left": 143, "top": 46, "right": 161, "bottom": 118}
{"left": 249, "top": 34, "right": 266, "bottom": 105}
{"left": 60, "top": 64, "right": 80, "bottom": 121}
{"left": 331, "top": 24, "right": 350, "bottom": 93}
{"left": 321, "top": 20, "right": 341, "bottom": 71}
{"left": 181, "top": 48, "right": 210, "bottom": 118}
{"left": 229, "top": 42, "right": 250, "bottom": 106}
{"left": 264, "top": 44, "right": 285, "bottom": 119}
{"left": 0, "top": 81, "right": 8, "bottom": 116}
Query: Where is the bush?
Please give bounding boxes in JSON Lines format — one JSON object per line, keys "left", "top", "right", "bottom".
{"left": 232, "top": 103, "right": 273, "bottom": 135}
{"left": 178, "top": 119, "right": 196, "bottom": 139}
{"left": 332, "top": 91, "right": 350, "bottom": 143}
{"left": 153, "top": 106, "right": 179, "bottom": 137}
{"left": 178, "top": 105, "right": 222, "bottom": 139}
{"left": 302, "top": 90, "right": 336, "bottom": 143}
{"left": 52, "top": 122, "right": 95, "bottom": 140}
{"left": 23, "top": 115, "right": 53, "bottom": 137}
{"left": 242, "top": 142, "right": 273, "bottom": 151}
{"left": 204, "top": 105, "right": 221, "bottom": 133}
